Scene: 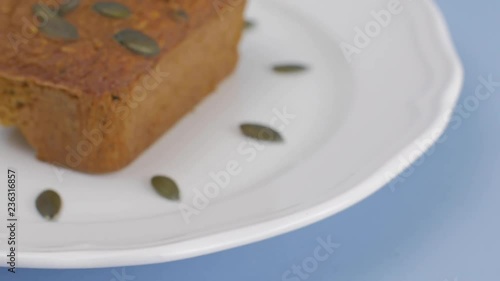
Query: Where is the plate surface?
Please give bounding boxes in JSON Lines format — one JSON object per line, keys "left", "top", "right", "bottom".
{"left": 0, "top": 0, "right": 462, "bottom": 268}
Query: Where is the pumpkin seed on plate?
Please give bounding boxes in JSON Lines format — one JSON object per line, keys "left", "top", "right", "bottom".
{"left": 151, "top": 176, "right": 180, "bottom": 201}
{"left": 244, "top": 20, "right": 255, "bottom": 30}
{"left": 240, "top": 123, "right": 283, "bottom": 142}
{"left": 39, "top": 16, "right": 79, "bottom": 41}
{"left": 272, "top": 64, "right": 308, "bottom": 74}
{"left": 59, "top": 0, "right": 80, "bottom": 16}
{"left": 114, "top": 29, "right": 160, "bottom": 57}
{"left": 35, "top": 190, "right": 62, "bottom": 220}
{"left": 93, "top": 2, "right": 131, "bottom": 19}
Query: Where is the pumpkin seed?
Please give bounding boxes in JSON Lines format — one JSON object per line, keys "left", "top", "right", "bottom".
{"left": 59, "top": 0, "right": 80, "bottom": 16}
{"left": 171, "top": 9, "right": 189, "bottom": 23}
{"left": 39, "top": 16, "right": 79, "bottom": 41}
{"left": 93, "top": 2, "right": 131, "bottom": 19}
{"left": 272, "top": 64, "right": 308, "bottom": 74}
{"left": 244, "top": 20, "right": 255, "bottom": 30}
{"left": 114, "top": 29, "right": 160, "bottom": 57}
{"left": 240, "top": 123, "right": 283, "bottom": 142}
{"left": 151, "top": 176, "right": 180, "bottom": 201}
{"left": 35, "top": 190, "right": 62, "bottom": 220}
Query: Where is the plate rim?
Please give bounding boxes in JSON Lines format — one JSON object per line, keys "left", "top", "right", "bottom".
{"left": 8, "top": 0, "right": 464, "bottom": 268}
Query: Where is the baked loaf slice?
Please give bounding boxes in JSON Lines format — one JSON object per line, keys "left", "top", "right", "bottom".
{"left": 0, "top": 0, "right": 246, "bottom": 173}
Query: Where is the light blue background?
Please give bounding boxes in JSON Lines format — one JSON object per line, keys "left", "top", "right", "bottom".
{"left": 3, "top": 0, "right": 500, "bottom": 280}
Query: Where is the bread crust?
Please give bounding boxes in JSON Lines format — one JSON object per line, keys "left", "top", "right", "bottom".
{"left": 0, "top": 0, "right": 246, "bottom": 173}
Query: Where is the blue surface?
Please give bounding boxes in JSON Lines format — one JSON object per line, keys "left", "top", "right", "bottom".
{"left": 3, "top": 0, "right": 500, "bottom": 280}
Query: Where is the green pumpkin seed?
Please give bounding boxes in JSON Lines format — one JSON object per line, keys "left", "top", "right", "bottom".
{"left": 272, "top": 64, "right": 308, "bottom": 74}
{"left": 114, "top": 29, "right": 160, "bottom": 57}
{"left": 93, "top": 2, "right": 131, "bottom": 19}
{"left": 244, "top": 20, "right": 255, "bottom": 30}
{"left": 59, "top": 0, "right": 80, "bottom": 16}
{"left": 171, "top": 9, "right": 189, "bottom": 23}
{"left": 39, "top": 16, "right": 79, "bottom": 41}
{"left": 240, "top": 123, "right": 283, "bottom": 142}
{"left": 151, "top": 176, "right": 180, "bottom": 201}
{"left": 35, "top": 190, "right": 62, "bottom": 220}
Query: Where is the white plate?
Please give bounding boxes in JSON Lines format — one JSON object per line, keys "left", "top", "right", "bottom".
{"left": 0, "top": 0, "right": 462, "bottom": 268}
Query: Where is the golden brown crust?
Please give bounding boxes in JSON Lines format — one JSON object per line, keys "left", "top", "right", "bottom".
{"left": 0, "top": 0, "right": 246, "bottom": 173}
{"left": 0, "top": 0, "right": 220, "bottom": 96}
